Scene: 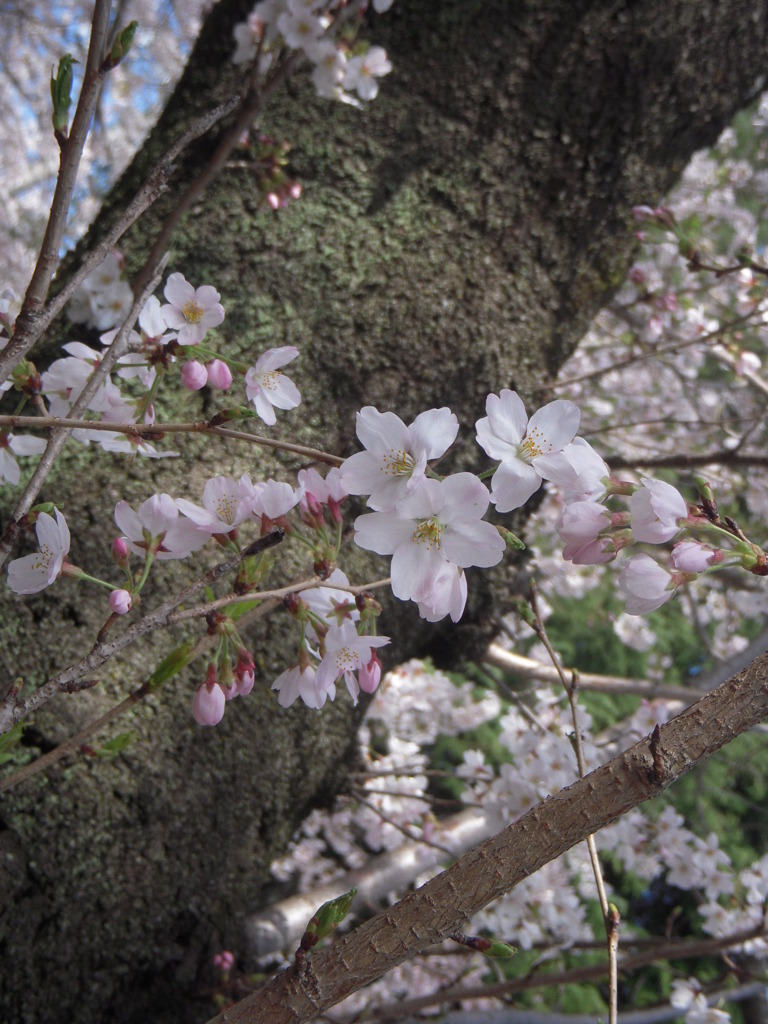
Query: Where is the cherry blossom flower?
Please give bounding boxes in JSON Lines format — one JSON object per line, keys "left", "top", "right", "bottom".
{"left": 253, "top": 478, "right": 302, "bottom": 522}
{"left": 618, "top": 554, "right": 678, "bottom": 614}
{"left": 272, "top": 662, "right": 332, "bottom": 709}
{"left": 630, "top": 477, "right": 688, "bottom": 543}
{"left": 315, "top": 620, "right": 390, "bottom": 704}
{"left": 535, "top": 437, "right": 611, "bottom": 503}
{"left": 735, "top": 349, "right": 761, "bottom": 376}
{"left": 416, "top": 560, "right": 468, "bottom": 623}
{"left": 557, "top": 501, "right": 617, "bottom": 564}
{"left": 298, "top": 466, "right": 347, "bottom": 524}
{"left": 68, "top": 252, "right": 133, "bottom": 330}
{"left": 475, "top": 390, "right": 580, "bottom": 512}
{"left": 340, "top": 405, "right": 459, "bottom": 511}
{"left": 301, "top": 568, "right": 360, "bottom": 643}
{"left": 232, "top": 12, "right": 265, "bottom": 65}
{"left": 359, "top": 653, "right": 383, "bottom": 694}
{"left": 115, "top": 493, "right": 208, "bottom": 561}
{"left": 176, "top": 475, "right": 258, "bottom": 534}
{"left": 343, "top": 46, "right": 392, "bottom": 101}
{"left": 212, "top": 950, "right": 236, "bottom": 972}
{"left": 233, "top": 652, "right": 255, "bottom": 697}
{"left": 160, "top": 272, "right": 225, "bottom": 346}
{"left": 244, "top": 346, "right": 301, "bottom": 425}
{"left": 353, "top": 473, "right": 505, "bottom": 620}
{"left": 276, "top": 8, "right": 325, "bottom": 49}
{"left": 7, "top": 508, "right": 71, "bottom": 594}
{"left": 308, "top": 39, "right": 347, "bottom": 99}
{"left": 0, "top": 431, "right": 47, "bottom": 485}
{"left": 671, "top": 981, "right": 731, "bottom": 1024}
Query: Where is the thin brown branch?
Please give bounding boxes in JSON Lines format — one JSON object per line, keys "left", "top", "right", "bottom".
{"left": 0, "top": 531, "right": 285, "bottom": 736}
{"left": 485, "top": 645, "right": 699, "bottom": 702}
{"left": 0, "top": 92, "right": 242, "bottom": 383}
{"left": 0, "top": 0, "right": 113, "bottom": 375}
{"left": 525, "top": 585, "right": 617, "bottom": 1024}
{"left": 606, "top": 450, "right": 768, "bottom": 471}
{"left": 0, "top": 259, "right": 168, "bottom": 564}
{"left": 0, "top": 414, "right": 344, "bottom": 466}
{"left": 352, "top": 926, "right": 767, "bottom": 1022}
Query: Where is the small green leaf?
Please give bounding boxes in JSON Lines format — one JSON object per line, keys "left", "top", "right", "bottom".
{"left": 148, "top": 641, "right": 196, "bottom": 690}
{"left": 499, "top": 527, "right": 526, "bottom": 550}
{"left": 0, "top": 722, "right": 25, "bottom": 765}
{"left": 50, "top": 54, "right": 78, "bottom": 134}
{"left": 96, "top": 732, "right": 133, "bottom": 757}
{"left": 103, "top": 21, "right": 138, "bottom": 70}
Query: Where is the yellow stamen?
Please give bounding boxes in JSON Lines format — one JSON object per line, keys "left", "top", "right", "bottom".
{"left": 182, "top": 300, "right": 204, "bottom": 324}
{"left": 412, "top": 518, "right": 442, "bottom": 550}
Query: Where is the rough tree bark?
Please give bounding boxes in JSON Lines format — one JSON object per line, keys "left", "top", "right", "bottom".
{"left": 1, "top": 2, "right": 767, "bottom": 1022}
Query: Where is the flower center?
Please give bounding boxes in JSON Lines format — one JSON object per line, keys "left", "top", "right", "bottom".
{"left": 182, "top": 300, "right": 204, "bottom": 324}
{"left": 215, "top": 496, "right": 237, "bottom": 524}
{"left": 517, "top": 425, "right": 551, "bottom": 463}
{"left": 335, "top": 645, "right": 358, "bottom": 673}
{"left": 259, "top": 369, "right": 281, "bottom": 393}
{"left": 381, "top": 448, "right": 414, "bottom": 478}
{"left": 412, "top": 517, "right": 442, "bottom": 550}
{"left": 32, "top": 544, "right": 55, "bottom": 571}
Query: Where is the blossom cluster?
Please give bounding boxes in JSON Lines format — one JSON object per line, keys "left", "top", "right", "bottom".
{"left": 231, "top": 0, "right": 393, "bottom": 106}
{"left": 341, "top": 406, "right": 505, "bottom": 623}
{"left": 0, "top": 262, "right": 305, "bottom": 480}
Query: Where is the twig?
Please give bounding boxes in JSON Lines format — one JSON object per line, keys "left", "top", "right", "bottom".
{"left": 166, "top": 576, "right": 391, "bottom": 624}
{"left": 0, "top": 414, "right": 345, "bottom": 466}
{"left": 524, "top": 583, "right": 617, "bottom": 1024}
{"left": 350, "top": 789, "right": 456, "bottom": 859}
{"left": 485, "top": 644, "right": 699, "bottom": 702}
{"left": 348, "top": 929, "right": 767, "bottom": 1022}
{"left": 0, "top": 259, "right": 169, "bottom": 564}
{"left": 0, "top": 92, "right": 242, "bottom": 383}
{"left": 2, "top": 0, "right": 113, "bottom": 379}
{"left": 0, "top": 530, "right": 285, "bottom": 735}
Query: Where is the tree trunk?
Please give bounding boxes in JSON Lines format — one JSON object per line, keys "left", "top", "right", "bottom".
{"left": 1, "top": 2, "right": 767, "bottom": 1022}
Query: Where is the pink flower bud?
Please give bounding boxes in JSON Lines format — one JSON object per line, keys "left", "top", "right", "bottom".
{"left": 288, "top": 181, "right": 302, "bottom": 200}
{"left": 111, "top": 536, "right": 130, "bottom": 563}
{"left": 266, "top": 192, "right": 280, "bottom": 210}
{"left": 358, "top": 653, "right": 382, "bottom": 694}
{"left": 206, "top": 359, "right": 233, "bottom": 390}
{"left": 632, "top": 205, "right": 656, "bottom": 222}
{"left": 192, "top": 680, "right": 226, "bottom": 726}
{"left": 235, "top": 667, "right": 255, "bottom": 697}
{"left": 670, "top": 540, "right": 720, "bottom": 574}
{"left": 213, "top": 950, "right": 235, "bottom": 972}
{"left": 181, "top": 359, "right": 208, "bottom": 390}
{"left": 109, "top": 588, "right": 133, "bottom": 615}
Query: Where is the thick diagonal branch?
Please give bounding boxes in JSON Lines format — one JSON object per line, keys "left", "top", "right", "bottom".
{"left": 207, "top": 652, "right": 768, "bottom": 1024}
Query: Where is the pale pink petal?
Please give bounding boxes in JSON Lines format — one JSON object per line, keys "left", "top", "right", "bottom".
{"left": 408, "top": 407, "right": 459, "bottom": 460}
{"left": 442, "top": 519, "right": 504, "bottom": 568}
{"left": 489, "top": 460, "right": 541, "bottom": 512}
{"left": 353, "top": 511, "right": 414, "bottom": 555}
